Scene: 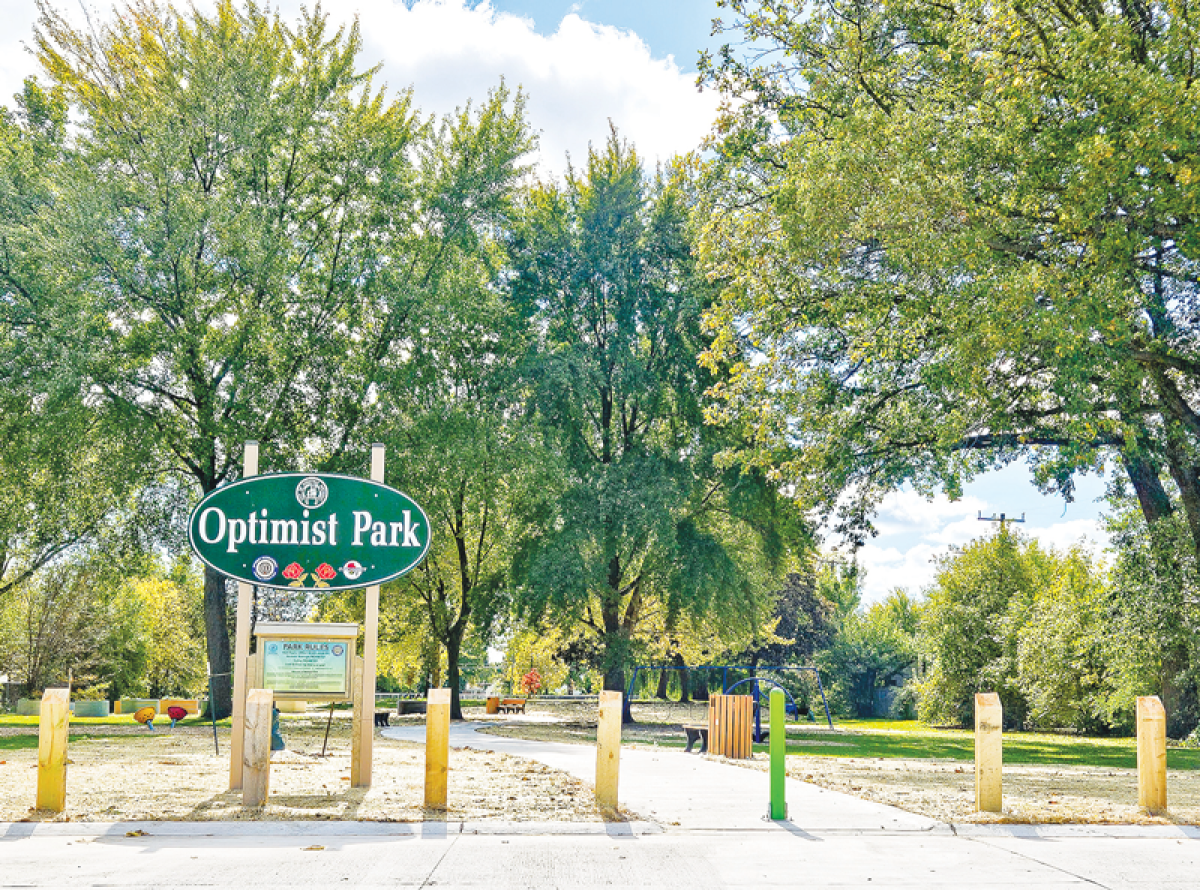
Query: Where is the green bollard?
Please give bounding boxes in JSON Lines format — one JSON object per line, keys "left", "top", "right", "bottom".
{"left": 769, "top": 688, "right": 787, "bottom": 820}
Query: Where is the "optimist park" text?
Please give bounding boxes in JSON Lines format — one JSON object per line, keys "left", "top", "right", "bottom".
{"left": 195, "top": 507, "right": 422, "bottom": 553}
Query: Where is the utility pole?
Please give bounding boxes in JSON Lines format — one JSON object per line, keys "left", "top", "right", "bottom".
{"left": 977, "top": 511, "right": 1025, "bottom": 529}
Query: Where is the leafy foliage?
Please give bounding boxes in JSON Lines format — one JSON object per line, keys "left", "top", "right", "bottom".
{"left": 508, "top": 130, "right": 806, "bottom": 713}
{"left": 699, "top": 0, "right": 1200, "bottom": 556}
{"left": 4, "top": 1, "right": 531, "bottom": 715}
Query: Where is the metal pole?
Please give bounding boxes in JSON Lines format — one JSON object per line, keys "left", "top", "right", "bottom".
{"left": 769, "top": 688, "right": 787, "bottom": 819}
{"left": 814, "top": 670, "right": 834, "bottom": 729}
{"left": 753, "top": 680, "right": 762, "bottom": 743}
{"left": 207, "top": 662, "right": 219, "bottom": 755}
{"left": 321, "top": 701, "right": 336, "bottom": 758}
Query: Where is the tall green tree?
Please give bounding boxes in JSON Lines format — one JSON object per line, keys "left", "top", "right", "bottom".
{"left": 4, "top": 1, "right": 531, "bottom": 716}
{"left": 917, "top": 528, "right": 1056, "bottom": 726}
{"left": 508, "top": 131, "right": 803, "bottom": 720}
{"left": 0, "top": 79, "right": 151, "bottom": 598}
{"left": 699, "top": 1, "right": 1200, "bottom": 553}
{"left": 376, "top": 246, "right": 551, "bottom": 720}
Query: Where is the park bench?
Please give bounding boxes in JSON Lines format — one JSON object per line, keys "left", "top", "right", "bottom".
{"left": 498, "top": 698, "right": 526, "bottom": 714}
{"left": 683, "top": 724, "right": 709, "bottom": 754}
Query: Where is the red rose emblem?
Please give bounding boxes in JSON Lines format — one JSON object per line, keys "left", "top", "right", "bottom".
{"left": 282, "top": 562, "right": 304, "bottom": 581}
{"left": 316, "top": 563, "right": 336, "bottom": 580}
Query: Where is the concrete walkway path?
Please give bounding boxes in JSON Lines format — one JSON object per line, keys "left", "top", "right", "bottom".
{"left": 381, "top": 722, "right": 938, "bottom": 834}
{"left": 6, "top": 724, "right": 1200, "bottom": 887}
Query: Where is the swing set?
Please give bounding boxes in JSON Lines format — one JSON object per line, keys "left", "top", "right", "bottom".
{"left": 625, "top": 664, "right": 834, "bottom": 742}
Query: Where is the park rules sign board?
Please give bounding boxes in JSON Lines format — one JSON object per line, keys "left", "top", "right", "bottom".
{"left": 187, "top": 473, "right": 431, "bottom": 591}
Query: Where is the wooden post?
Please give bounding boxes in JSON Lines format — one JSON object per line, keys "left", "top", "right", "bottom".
{"left": 974, "top": 692, "right": 1003, "bottom": 813}
{"left": 242, "top": 688, "right": 273, "bottom": 808}
{"left": 353, "top": 443, "right": 385, "bottom": 788}
{"left": 36, "top": 688, "right": 69, "bottom": 812}
{"left": 350, "top": 656, "right": 364, "bottom": 773}
{"left": 595, "top": 690, "right": 622, "bottom": 809}
{"left": 424, "top": 687, "right": 451, "bottom": 809}
{"left": 1137, "top": 695, "right": 1167, "bottom": 813}
{"left": 229, "top": 441, "right": 259, "bottom": 791}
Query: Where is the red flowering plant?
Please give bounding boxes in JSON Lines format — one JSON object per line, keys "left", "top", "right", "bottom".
{"left": 520, "top": 669, "right": 543, "bottom": 697}
{"left": 314, "top": 563, "right": 337, "bottom": 587}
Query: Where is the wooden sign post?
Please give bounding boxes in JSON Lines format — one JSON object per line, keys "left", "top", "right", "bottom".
{"left": 229, "top": 441, "right": 258, "bottom": 791}
{"left": 243, "top": 688, "right": 273, "bottom": 808}
{"left": 1137, "top": 695, "right": 1167, "bottom": 813}
{"left": 974, "top": 692, "right": 1003, "bottom": 813}
{"left": 353, "top": 444, "right": 384, "bottom": 787}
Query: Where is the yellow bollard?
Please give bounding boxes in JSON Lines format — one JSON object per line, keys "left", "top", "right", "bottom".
{"left": 36, "top": 688, "right": 70, "bottom": 812}
{"left": 974, "top": 692, "right": 1003, "bottom": 813}
{"left": 1137, "top": 695, "right": 1167, "bottom": 813}
{"left": 595, "top": 690, "right": 622, "bottom": 810}
{"left": 242, "top": 688, "right": 273, "bottom": 808}
{"left": 424, "top": 688, "right": 451, "bottom": 809}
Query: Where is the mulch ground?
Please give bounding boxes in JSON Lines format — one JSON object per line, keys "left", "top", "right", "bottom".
{"left": 0, "top": 712, "right": 618, "bottom": 824}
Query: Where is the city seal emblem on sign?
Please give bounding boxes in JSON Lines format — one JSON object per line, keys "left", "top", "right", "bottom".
{"left": 295, "top": 476, "right": 329, "bottom": 509}
{"left": 252, "top": 556, "right": 279, "bottom": 581}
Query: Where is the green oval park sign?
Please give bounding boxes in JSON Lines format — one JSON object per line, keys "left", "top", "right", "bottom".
{"left": 187, "top": 474, "right": 431, "bottom": 591}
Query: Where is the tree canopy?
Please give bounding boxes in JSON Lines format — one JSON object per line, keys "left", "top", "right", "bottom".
{"left": 508, "top": 131, "right": 806, "bottom": 717}
{"left": 700, "top": 0, "right": 1200, "bottom": 553}
{"left": 3, "top": 0, "right": 532, "bottom": 716}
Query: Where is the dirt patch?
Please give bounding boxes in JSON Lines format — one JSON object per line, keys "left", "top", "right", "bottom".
{"left": 0, "top": 714, "right": 618, "bottom": 824}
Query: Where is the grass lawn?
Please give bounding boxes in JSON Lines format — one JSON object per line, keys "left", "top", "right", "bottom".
{"left": 0, "top": 712, "right": 236, "bottom": 753}
{"left": 766, "top": 719, "right": 1200, "bottom": 770}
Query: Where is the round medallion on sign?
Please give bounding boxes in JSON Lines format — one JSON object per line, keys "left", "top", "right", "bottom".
{"left": 252, "top": 556, "right": 279, "bottom": 581}
{"left": 342, "top": 560, "right": 365, "bottom": 580}
{"left": 295, "top": 477, "right": 329, "bottom": 509}
{"left": 332, "top": 644, "right": 345, "bottom": 656}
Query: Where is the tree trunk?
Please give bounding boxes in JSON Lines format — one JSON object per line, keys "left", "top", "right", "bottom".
{"left": 1122, "top": 453, "right": 1174, "bottom": 525}
{"left": 654, "top": 667, "right": 669, "bottom": 700}
{"left": 673, "top": 651, "right": 690, "bottom": 704}
{"left": 447, "top": 628, "right": 465, "bottom": 721}
{"left": 603, "top": 661, "right": 631, "bottom": 724}
{"left": 202, "top": 565, "right": 232, "bottom": 719}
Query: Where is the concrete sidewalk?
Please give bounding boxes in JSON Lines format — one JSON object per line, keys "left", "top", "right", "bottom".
{"left": 382, "top": 722, "right": 938, "bottom": 834}
{"left": 5, "top": 726, "right": 1200, "bottom": 887}
{"left": 4, "top": 819, "right": 1200, "bottom": 888}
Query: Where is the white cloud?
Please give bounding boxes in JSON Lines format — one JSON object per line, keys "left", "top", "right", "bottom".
{"left": 1024, "top": 518, "right": 1110, "bottom": 555}
{"left": 871, "top": 489, "right": 988, "bottom": 536}
{"left": 1, "top": 0, "right": 720, "bottom": 175}
{"left": 857, "top": 540, "right": 944, "bottom": 605}
{"left": 857, "top": 515, "right": 1112, "bottom": 606}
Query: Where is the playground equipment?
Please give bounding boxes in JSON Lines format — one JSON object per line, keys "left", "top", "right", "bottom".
{"left": 132, "top": 706, "right": 157, "bottom": 731}
{"left": 625, "top": 664, "right": 834, "bottom": 741}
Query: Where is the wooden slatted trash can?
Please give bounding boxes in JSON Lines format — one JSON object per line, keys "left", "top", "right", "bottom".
{"left": 708, "top": 694, "right": 753, "bottom": 759}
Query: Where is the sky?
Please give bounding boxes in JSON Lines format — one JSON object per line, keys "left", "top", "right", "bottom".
{"left": 0, "top": 0, "right": 729, "bottom": 174}
{"left": 0, "top": 0, "right": 1115, "bottom": 604}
